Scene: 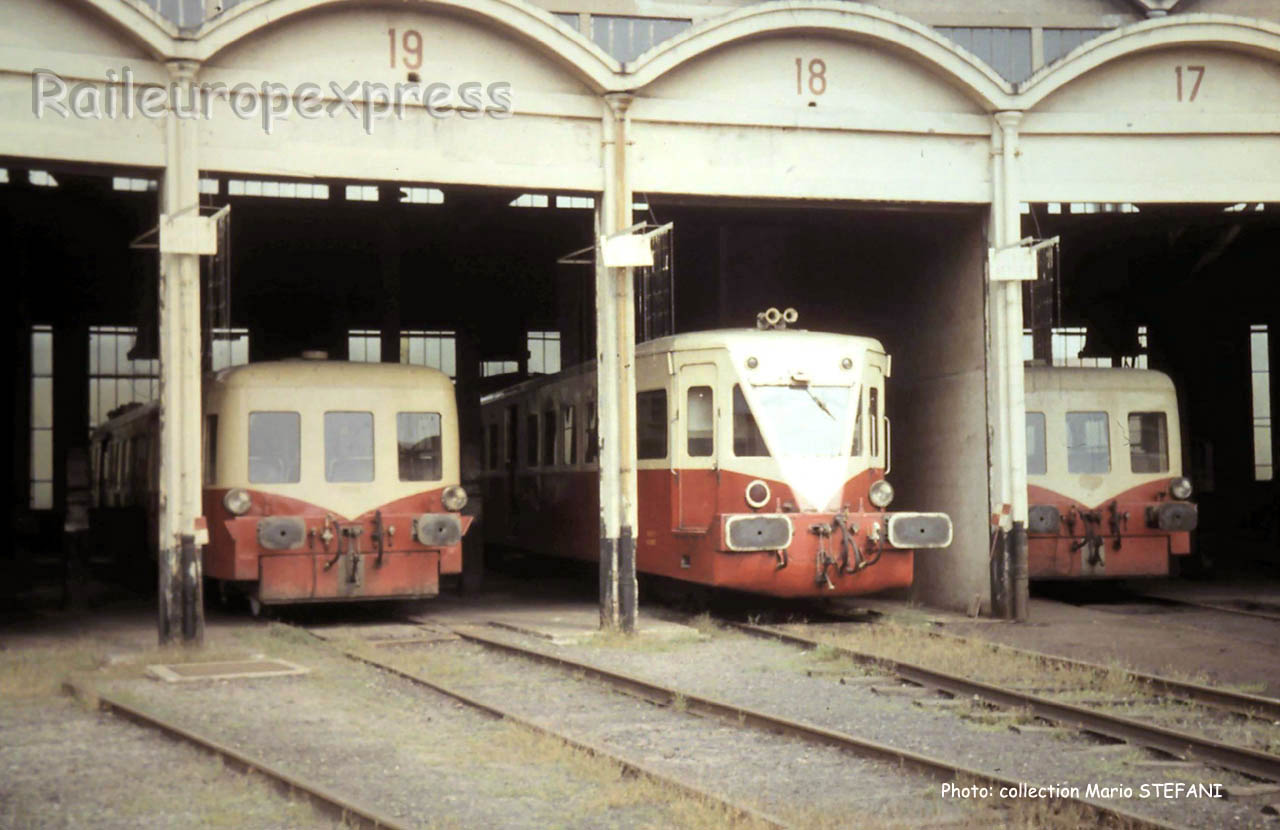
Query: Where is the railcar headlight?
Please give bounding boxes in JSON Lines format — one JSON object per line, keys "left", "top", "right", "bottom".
{"left": 745, "top": 479, "right": 771, "bottom": 509}
{"left": 1170, "top": 477, "right": 1193, "bottom": 500}
{"left": 869, "top": 479, "right": 895, "bottom": 509}
{"left": 441, "top": 485, "right": 468, "bottom": 512}
{"left": 223, "top": 488, "right": 251, "bottom": 516}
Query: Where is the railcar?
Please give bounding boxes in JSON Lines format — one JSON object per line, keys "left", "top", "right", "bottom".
{"left": 479, "top": 320, "right": 953, "bottom": 598}
{"left": 90, "top": 358, "right": 471, "bottom": 610}
{"left": 1024, "top": 365, "right": 1197, "bottom": 579}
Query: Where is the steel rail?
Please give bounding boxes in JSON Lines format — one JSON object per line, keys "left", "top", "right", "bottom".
{"left": 302, "top": 630, "right": 789, "bottom": 830}
{"left": 1129, "top": 592, "right": 1280, "bottom": 625}
{"left": 450, "top": 624, "right": 1179, "bottom": 830}
{"left": 729, "top": 622, "right": 1280, "bottom": 784}
{"left": 910, "top": 623, "right": 1280, "bottom": 722}
{"left": 62, "top": 681, "right": 410, "bottom": 830}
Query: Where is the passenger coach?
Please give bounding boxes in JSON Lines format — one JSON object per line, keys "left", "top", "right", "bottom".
{"left": 480, "top": 319, "right": 953, "bottom": 598}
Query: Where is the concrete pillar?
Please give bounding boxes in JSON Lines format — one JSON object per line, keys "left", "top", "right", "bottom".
{"left": 596, "top": 93, "right": 638, "bottom": 632}
{"left": 989, "top": 111, "right": 1030, "bottom": 620}
{"left": 157, "top": 61, "right": 205, "bottom": 646}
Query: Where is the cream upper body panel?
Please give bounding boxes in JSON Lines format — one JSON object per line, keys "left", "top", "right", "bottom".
{"left": 205, "top": 361, "right": 459, "bottom": 515}
{"left": 1025, "top": 366, "right": 1182, "bottom": 505}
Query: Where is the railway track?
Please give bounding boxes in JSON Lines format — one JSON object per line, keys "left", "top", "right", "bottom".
{"left": 62, "top": 681, "right": 409, "bottom": 830}
{"left": 1127, "top": 593, "right": 1280, "bottom": 625}
{"left": 728, "top": 620, "right": 1280, "bottom": 784}
{"left": 303, "top": 625, "right": 789, "bottom": 829}
{"left": 360, "top": 621, "right": 1183, "bottom": 829}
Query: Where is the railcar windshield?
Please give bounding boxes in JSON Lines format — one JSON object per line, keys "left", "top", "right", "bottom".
{"left": 747, "top": 385, "right": 854, "bottom": 457}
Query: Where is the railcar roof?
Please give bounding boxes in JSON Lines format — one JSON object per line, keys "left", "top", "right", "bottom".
{"left": 1025, "top": 364, "right": 1175, "bottom": 393}
{"left": 641, "top": 328, "right": 885, "bottom": 355}
{"left": 208, "top": 359, "right": 454, "bottom": 391}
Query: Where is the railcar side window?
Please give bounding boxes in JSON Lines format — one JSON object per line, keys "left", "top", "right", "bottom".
{"left": 397, "top": 412, "right": 441, "bottom": 481}
{"left": 869, "top": 388, "right": 879, "bottom": 458}
{"left": 249, "top": 412, "right": 301, "bottom": 483}
{"left": 636, "top": 390, "right": 668, "bottom": 459}
{"left": 526, "top": 413, "right": 539, "bottom": 467}
{"left": 732, "top": 385, "right": 769, "bottom": 457}
{"left": 485, "top": 422, "right": 498, "bottom": 471}
{"left": 585, "top": 401, "right": 598, "bottom": 463}
{"left": 325, "top": 412, "right": 374, "bottom": 482}
{"left": 1128, "top": 412, "right": 1169, "bottom": 473}
{"left": 542, "top": 408, "right": 557, "bottom": 467}
{"left": 1026, "top": 412, "right": 1047, "bottom": 475}
{"left": 1066, "top": 411, "right": 1110, "bottom": 474}
{"left": 851, "top": 388, "right": 863, "bottom": 457}
{"left": 562, "top": 405, "right": 576, "bottom": 465}
{"left": 687, "top": 386, "right": 713, "bottom": 457}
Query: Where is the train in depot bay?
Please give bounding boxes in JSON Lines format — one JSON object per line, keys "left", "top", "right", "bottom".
{"left": 479, "top": 312, "right": 954, "bottom": 598}
{"left": 89, "top": 357, "right": 472, "bottom": 612}
{"left": 1024, "top": 365, "right": 1197, "bottom": 579}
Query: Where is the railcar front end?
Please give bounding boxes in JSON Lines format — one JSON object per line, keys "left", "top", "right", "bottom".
{"left": 203, "top": 360, "right": 471, "bottom": 607}
{"left": 1024, "top": 366, "right": 1197, "bottom": 579}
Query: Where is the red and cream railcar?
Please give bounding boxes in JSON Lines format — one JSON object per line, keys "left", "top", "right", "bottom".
{"left": 480, "top": 328, "right": 953, "bottom": 598}
{"left": 1024, "top": 366, "right": 1197, "bottom": 579}
{"left": 92, "top": 359, "right": 471, "bottom": 609}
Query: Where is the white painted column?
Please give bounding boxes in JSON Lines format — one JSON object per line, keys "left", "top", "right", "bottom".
{"left": 990, "top": 110, "right": 1030, "bottom": 620}
{"left": 595, "top": 93, "right": 638, "bottom": 632}
{"left": 157, "top": 60, "right": 205, "bottom": 645}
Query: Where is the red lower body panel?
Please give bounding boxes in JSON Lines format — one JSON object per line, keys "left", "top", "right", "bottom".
{"left": 258, "top": 551, "right": 441, "bottom": 603}
{"left": 1028, "top": 534, "right": 1180, "bottom": 579}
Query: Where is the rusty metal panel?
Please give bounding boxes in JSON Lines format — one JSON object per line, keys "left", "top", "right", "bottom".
{"left": 258, "top": 554, "right": 316, "bottom": 601}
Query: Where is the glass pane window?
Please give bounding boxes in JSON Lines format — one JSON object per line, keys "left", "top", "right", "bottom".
{"left": 1066, "top": 412, "right": 1110, "bottom": 474}
{"left": 1026, "top": 412, "right": 1047, "bottom": 475}
{"left": 325, "top": 412, "right": 374, "bottom": 482}
{"left": 869, "top": 388, "right": 879, "bottom": 458}
{"left": 397, "top": 412, "right": 441, "bottom": 481}
{"left": 30, "top": 324, "right": 54, "bottom": 509}
{"left": 687, "top": 386, "right": 713, "bottom": 457}
{"left": 636, "top": 390, "right": 667, "bottom": 459}
{"left": 562, "top": 406, "right": 576, "bottom": 465}
{"left": 249, "top": 412, "right": 300, "bottom": 483}
{"left": 733, "top": 385, "right": 769, "bottom": 457}
{"left": 528, "top": 331, "right": 561, "bottom": 375}
{"left": 851, "top": 388, "right": 864, "bottom": 457}
{"left": 1128, "top": 412, "right": 1169, "bottom": 473}
{"left": 751, "top": 386, "right": 851, "bottom": 457}
{"left": 204, "top": 414, "right": 218, "bottom": 485}
{"left": 1252, "top": 324, "right": 1272, "bottom": 481}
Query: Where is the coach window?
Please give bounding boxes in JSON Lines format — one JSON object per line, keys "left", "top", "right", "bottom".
{"left": 397, "top": 412, "right": 442, "bottom": 481}
{"left": 585, "top": 400, "right": 599, "bottom": 463}
{"left": 637, "top": 390, "right": 667, "bottom": 459}
{"left": 543, "top": 407, "right": 557, "bottom": 467}
{"left": 562, "top": 405, "right": 576, "bottom": 465}
{"left": 526, "top": 412, "right": 539, "bottom": 467}
{"left": 687, "top": 386, "right": 713, "bottom": 457}
{"left": 325, "top": 412, "right": 374, "bottom": 482}
{"left": 1026, "top": 412, "right": 1047, "bottom": 475}
{"left": 869, "top": 388, "right": 880, "bottom": 459}
{"left": 1128, "top": 412, "right": 1169, "bottom": 473}
{"left": 249, "top": 412, "right": 301, "bottom": 483}
{"left": 1066, "top": 412, "right": 1110, "bottom": 474}
{"left": 851, "top": 389, "right": 864, "bottom": 457}
{"left": 733, "top": 385, "right": 768, "bottom": 457}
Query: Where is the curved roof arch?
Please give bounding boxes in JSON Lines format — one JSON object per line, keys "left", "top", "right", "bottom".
{"left": 625, "top": 1, "right": 1016, "bottom": 112}
{"left": 193, "top": 0, "right": 621, "bottom": 92}
{"left": 1018, "top": 14, "right": 1280, "bottom": 109}
{"left": 72, "top": 0, "right": 179, "bottom": 62}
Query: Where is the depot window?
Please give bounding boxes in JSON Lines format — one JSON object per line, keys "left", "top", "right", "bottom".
{"left": 249, "top": 412, "right": 301, "bottom": 484}
{"left": 325, "top": 412, "right": 374, "bottom": 482}
{"left": 1026, "top": 412, "right": 1047, "bottom": 475}
{"left": 733, "top": 385, "right": 768, "bottom": 457}
{"left": 687, "top": 386, "right": 713, "bottom": 457}
{"left": 1066, "top": 412, "right": 1110, "bottom": 474}
{"left": 1128, "top": 412, "right": 1169, "bottom": 474}
{"left": 636, "top": 390, "right": 667, "bottom": 460}
{"left": 397, "top": 412, "right": 441, "bottom": 481}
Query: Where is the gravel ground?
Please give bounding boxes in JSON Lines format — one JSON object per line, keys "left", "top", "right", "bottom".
{"left": 0, "top": 697, "right": 339, "bottom": 829}
{"left": 527, "top": 624, "right": 1277, "bottom": 829}
{"left": 94, "top": 631, "right": 736, "bottom": 830}
{"left": 379, "top": 637, "right": 1003, "bottom": 829}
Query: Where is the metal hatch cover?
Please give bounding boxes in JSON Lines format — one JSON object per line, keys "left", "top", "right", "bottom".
{"left": 146, "top": 657, "right": 309, "bottom": 683}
